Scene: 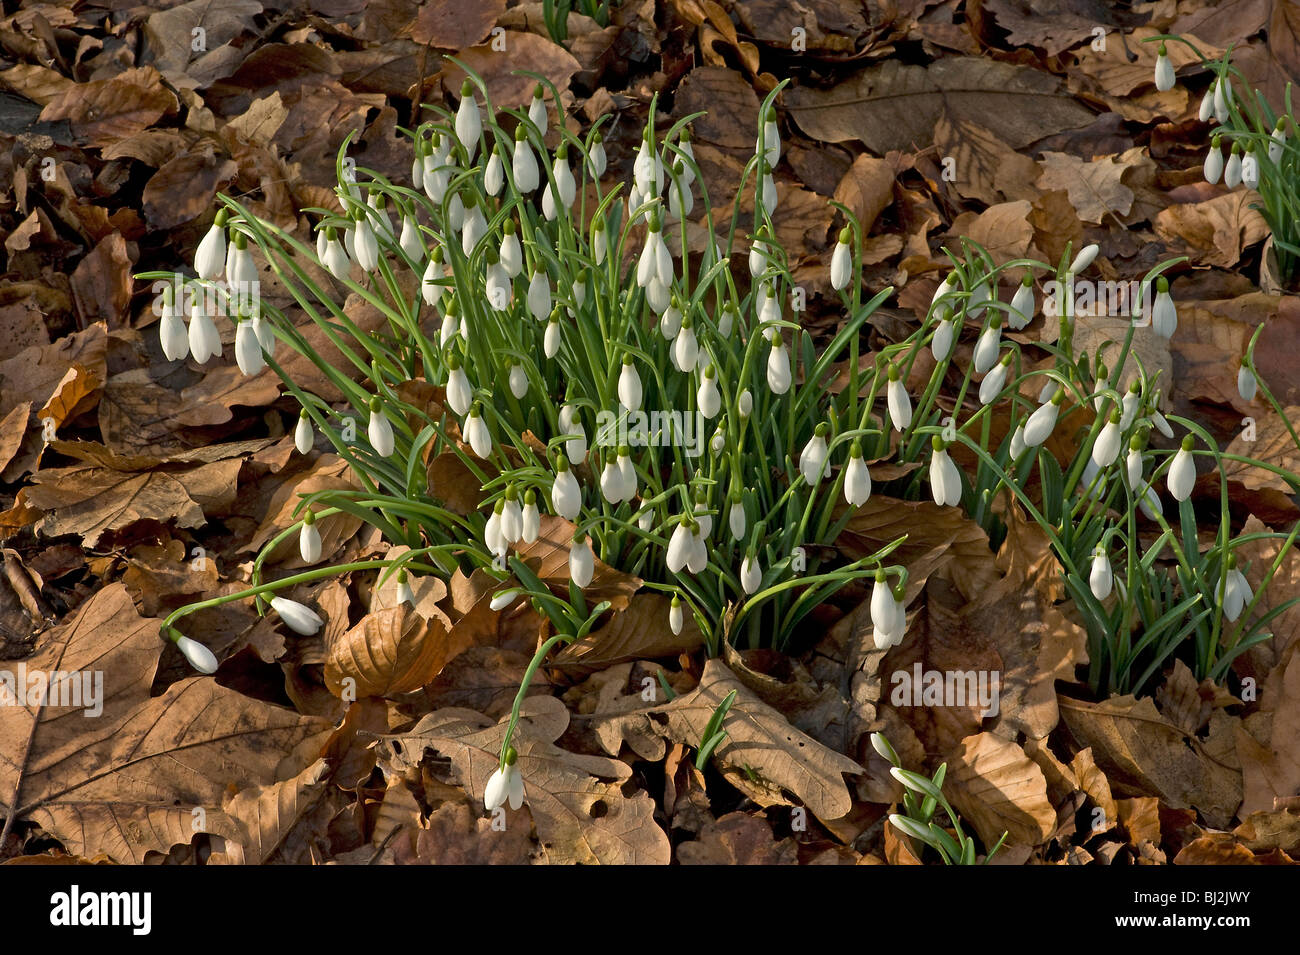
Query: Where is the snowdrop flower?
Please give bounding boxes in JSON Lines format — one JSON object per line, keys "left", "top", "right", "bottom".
{"left": 929, "top": 438, "right": 962, "bottom": 507}
{"left": 1008, "top": 274, "right": 1035, "bottom": 330}
{"left": 398, "top": 215, "right": 423, "bottom": 263}
{"left": 759, "top": 171, "right": 777, "bottom": 216}
{"left": 1221, "top": 557, "right": 1253, "bottom": 622}
{"left": 541, "top": 183, "right": 557, "bottom": 221}
{"left": 1125, "top": 435, "right": 1144, "bottom": 488}
{"left": 194, "top": 211, "right": 227, "bottom": 280}
{"left": 501, "top": 486, "right": 523, "bottom": 544}
{"left": 1224, "top": 143, "right": 1243, "bottom": 189}
{"left": 767, "top": 331, "right": 791, "bottom": 395}
{"left": 717, "top": 303, "right": 736, "bottom": 338}
{"left": 677, "top": 129, "right": 696, "bottom": 185}
{"left": 1241, "top": 150, "right": 1259, "bottom": 190}
{"left": 930, "top": 311, "right": 956, "bottom": 362}
{"left": 394, "top": 570, "right": 416, "bottom": 607}
{"left": 1089, "top": 545, "right": 1113, "bottom": 600}
{"left": 635, "top": 506, "right": 654, "bottom": 532}
{"left": 845, "top": 441, "right": 872, "bottom": 507}
{"left": 979, "top": 354, "right": 1011, "bottom": 406}
{"left": 508, "top": 363, "right": 528, "bottom": 399}
{"left": 748, "top": 231, "right": 770, "bottom": 279}
{"left": 686, "top": 525, "right": 707, "bottom": 573}
{"left": 1152, "top": 277, "right": 1177, "bottom": 338}
{"left": 489, "top": 587, "right": 520, "bottom": 612}
{"left": 666, "top": 522, "right": 693, "bottom": 573}
{"left": 512, "top": 126, "right": 539, "bottom": 192}
{"left": 1214, "top": 76, "right": 1232, "bottom": 123}
{"left": 1092, "top": 409, "right": 1123, "bottom": 468}
{"left": 660, "top": 299, "right": 683, "bottom": 339}
{"left": 756, "top": 107, "right": 780, "bottom": 166}
{"left": 367, "top": 192, "right": 394, "bottom": 242}
{"left": 1069, "top": 243, "right": 1100, "bottom": 274}
{"left": 973, "top": 316, "right": 1001, "bottom": 374}
{"left": 1154, "top": 44, "right": 1175, "bottom": 91}
{"left": 929, "top": 272, "right": 958, "bottom": 316}
{"left": 1168, "top": 436, "right": 1196, "bottom": 501}
{"left": 1269, "top": 121, "right": 1287, "bottom": 164}
{"left": 728, "top": 495, "right": 746, "bottom": 541}
{"left": 226, "top": 231, "right": 257, "bottom": 289}
{"left": 1238, "top": 364, "right": 1257, "bottom": 402}
{"left": 498, "top": 222, "right": 523, "bottom": 277}
{"left": 1199, "top": 85, "right": 1215, "bottom": 123}
{"left": 1023, "top": 388, "right": 1064, "bottom": 447}
{"left": 799, "top": 424, "right": 830, "bottom": 484}
{"left": 323, "top": 227, "right": 350, "bottom": 280}
{"left": 484, "top": 501, "right": 506, "bottom": 556}
{"left": 527, "top": 268, "right": 551, "bottom": 321}
{"left": 464, "top": 403, "right": 492, "bottom": 459}
{"left": 552, "top": 457, "right": 581, "bottom": 519}
{"left": 886, "top": 364, "right": 912, "bottom": 432}
{"left": 633, "top": 132, "right": 663, "bottom": 195}
{"left": 618, "top": 358, "right": 642, "bottom": 411}
{"left": 455, "top": 80, "right": 481, "bottom": 159}
{"left": 187, "top": 291, "right": 220, "bottom": 364}
{"left": 544, "top": 315, "right": 561, "bottom": 358}
{"left": 521, "top": 490, "right": 540, "bottom": 543}
{"left": 271, "top": 596, "right": 324, "bottom": 635}
{"left": 485, "top": 257, "right": 511, "bottom": 312}
{"left": 587, "top": 130, "right": 607, "bottom": 178}
{"left": 870, "top": 571, "right": 905, "bottom": 649}
{"left": 527, "top": 84, "right": 548, "bottom": 135}
{"left": 411, "top": 137, "right": 427, "bottom": 191}
{"left": 1009, "top": 423, "right": 1026, "bottom": 460}
{"left": 830, "top": 227, "right": 853, "bottom": 291}
{"left": 757, "top": 282, "right": 781, "bottom": 327}
{"left": 669, "top": 595, "right": 683, "bottom": 635}
{"left": 967, "top": 278, "right": 991, "bottom": 320}
{"left": 617, "top": 447, "right": 638, "bottom": 502}
{"left": 1119, "top": 381, "right": 1141, "bottom": 430}
{"left": 667, "top": 161, "right": 693, "bottom": 219}
{"left": 600, "top": 455, "right": 625, "bottom": 504}
{"left": 446, "top": 193, "right": 465, "bottom": 232}
{"left": 447, "top": 358, "right": 472, "bottom": 417}
{"left": 233, "top": 315, "right": 263, "bottom": 376}
{"left": 421, "top": 248, "right": 446, "bottom": 307}
{"left": 740, "top": 553, "right": 762, "bottom": 594}
{"left": 423, "top": 134, "right": 451, "bottom": 202}
{"left": 299, "top": 511, "right": 321, "bottom": 563}
{"left": 484, "top": 750, "right": 524, "bottom": 812}
{"left": 158, "top": 288, "right": 189, "bottom": 361}
{"left": 352, "top": 212, "right": 379, "bottom": 272}
{"left": 174, "top": 634, "right": 219, "bottom": 674}
{"left": 738, "top": 389, "right": 753, "bottom": 417}
{"left": 294, "top": 410, "right": 313, "bottom": 454}
{"left": 697, "top": 365, "right": 721, "bottom": 418}
{"left": 484, "top": 145, "right": 504, "bottom": 196}
{"left": 637, "top": 221, "right": 666, "bottom": 288}
{"left": 1147, "top": 404, "right": 1174, "bottom": 440}
{"left": 559, "top": 404, "right": 587, "bottom": 465}
{"left": 461, "top": 202, "right": 488, "bottom": 258}
{"left": 368, "top": 398, "right": 394, "bottom": 457}
{"left": 1204, "top": 137, "right": 1224, "bottom": 184}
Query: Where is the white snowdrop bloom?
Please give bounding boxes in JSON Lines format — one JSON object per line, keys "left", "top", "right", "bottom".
{"left": 1126, "top": 443, "right": 1144, "bottom": 488}
{"left": 194, "top": 215, "right": 227, "bottom": 280}
{"left": 1069, "top": 243, "right": 1100, "bottom": 274}
{"left": 718, "top": 303, "right": 736, "bottom": 338}
{"left": 234, "top": 317, "right": 265, "bottom": 376}
{"left": 674, "top": 320, "right": 699, "bottom": 372}
{"left": 748, "top": 234, "right": 769, "bottom": 278}
{"left": 1168, "top": 438, "right": 1196, "bottom": 501}
{"left": 294, "top": 411, "right": 314, "bottom": 455}
{"left": 440, "top": 311, "right": 461, "bottom": 347}
{"left": 767, "top": 332, "right": 791, "bottom": 395}
{"left": 600, "top": 458, "right": 624, "bottom": 504}
{"left": 633, "top": 134, "right": 663, "bottom": 195}
{"left": 1154, "top": 46, "right": 1175, "bottom": 91}
{"left": 559, "top": 404, "right": 587, "bottom": 465}
{"left": 669, "top": 596, "right": 684, "bottom": 635}
{"left": 799, "top": 425, "right": 830, "bottom": 484}
{"left": 1269, "top": 122, "right": 1287, "bottom": 164}
{"left": 870, "top": 572, "right": 905, "bottom": 649}
{"left": 676, "top": 133, "right": 696, "bottom": 185}
{"left": 486, "top": 261, "right": 511, "bottom": 312}
{"left": 226, "top": 234, "right": 257, "bottom": 289}
{"left": 1224, "top": 145, "right": 1243, "bottom": 188}
{"left": 758, "top": 283, "right": 781, "bottom": 327}
{"left": 544, "top": 316, "right": 561, "bottom": 358}
{"left": 271, "top": 596, "right": 324, "bottom": 636}
{"left": 395, "top": 571, "right": 417, "bottom": 607}
{"left": 1241, "top": 151, "right": 1259, "bottom": 189}
{"left": 756, "top": 109, "right": 780, "bottom": 166}
{"left": 666, "top": 522, "right": 693, "bottom": 573}
{"left": 484, "top": 756, "right": 524, "bottom": 812}
{"left": 930, "top": 272, "right": 958, "bottom": 316}
{"left": 929, "top": 440, "right": 962, "bottom": 507}
{"left": 1092, "top": 411, "right": 1123, "bottom": 468}
{"left": 728, "top": 499, "right": 746, "bottom": 541}
{"left": 930, "top": 314, "right": 956, "bottom": 362}
{"left": 527, "top": 87, "right": 548, "bottom": 135}
{"left": 572, "top": 274, "right": 587, "bottom": 308}
{"left": 455, "top": 81, "right": 481, "bottom": 159}
{"left": 1214, "top": 77, "right": 1232, "bottom": 123}
{"left": 353, "top": 214, "right": 379, "bottom": 272}
{"left": 323, "top": 231, "right": 350, "bottom": 280}
{"left": 618, "top": 359, "right": 642, "bottom": 411}
{"left": 422, "top": 253, "right": 446, "bottom": 307}
{"left": 367, "top": 193, "right": 394, "bottom": 242}
{"left": 1080, "top": 456, "right": 1108, "bottom": 501}
{"left": 499, "top": 228, "right": 524, "bottom": 276}
{"left": 1204, "top": 139, "right": 1224, "bottom": 184}
{"left": 710, "top": 426, "right": 726, "bottom": 453}
{"left": 660, "top": 300, "right": 683, "bottom": 340}
{"left": 740, "top": 554, "right": 762, "bottom": 594}
{"left": 508, "top": 363, "right": 528, "bottom": 399}
{"left": 637, "top": 227, "right": 661, "bottom": 288}
{"left": 1038, "top": 378, "right": 1057, "bottom": 404}
{"left": 527, "top": 268, "right": 551, "bottom": 321}
{"left": 368, "top": 401, "right": 395, "bottom": 457}
{"left": 1120, "top": 383, "right": 1141, "bottom": 430}
{"left": 398, "top": 215, "right": 424, "bottom": 263}
{"left": 1023, "top": 390, "right": 1063, "bottom": 447}
{"left": 886, "top": 366, "right": 912, "bottom": 432}
{"left": 465, "top": 405, "right": 492, "bottom": 458}
{"left": 446, "top": 193, "right": 465, "bottom": 232}
{"left": 686, "top": 528, "right": 707, "bottom": 573}
{"left": 738, "top": 389, "right": 753, "bottom": 417}
{"left": 973, "top": 318, "right": 1001, "bottom": 374}
{"left": 587, "top": 132, "right": 607, "bottom": 178}
{"left": 552, "top": 460, "right": 581, "bottom": 519}
{"left": 1009, "top": 423, "right": 1026, "bottom": 460}
{"left": 159, "top": 292, "right": 189, "bottom": 362}
{"left": 541, "top": 183, "right": 557, "bottom": 221}
{"left": 691, "top": 498, "right": 712, "bottom": 540}
{"left": 844, "top": 443, "right": 872, "bottom": 507}
{"left": 1238, "top": 365, "right": 1257, "bottom": 402}
{"left": 489, "top": 588, "right": 520, "bottom": 612}
{"left": 654, "top": 233, "right": 674, "bottom": 288}
{"left": 411, "top": 139, "right": 426, "bottom": 191}
{"left": 175, "top": 635, "right": 218, "bottom": 674}
{"left": 501, "top": 489, "right": 523, "bottom": 544}
{"left": 1221, "top": 562, "right": 1253, "bottom": 622}
{"left": 512, "top": 129, "right": 539, "bottom": 192}
{"left": 1139, "top": 481, "right": 1163, "bottom": 521}
{"left": 646, "top": 277, "right": 670, "bottom": 315}
{"left": 1199, "top": 86, "right": 1215, "bottom": 122}
{"left": 1008, "top": 276, "right": 1035, "bottom": 330}
{"left": 1089, "top": 546, "right": 1113, "bottom": 600}
{"left": 188, "top": 294, "right": 220, "bottom": 364}
{"left": 635, "top": 507, "right": 654, "bottom": 532}
{"left": 979, "top": 355, "right": 1011, "bottom": 406}
{"left": 1148, "top": 407, "right": 1174, "bottom": 440}
{"left": 461, "top": 203, "right": 489, "bottom": 258}
{"left": 447, "top": 364, "right": 472, "bottom": 416}
{"left": 521, "top": 491, "right": 540, "bottom": 543}
{"left": 667, "top": 167, "right": 693, "bottom": 219}
{"left": 966, "top": 278, "right": 991, "bottom": 320}
{"left": 759, "top": 173, "right": 777, "bottom": 216}
{"left": 830, "top": 228, "right": 853, "bottom": 290}
{"left": 484, "top": 146, "right": 504, "bottom": 196}
{"left": 299, "top": 514, "right": 321, "bottom": 564}
{"left": 1152, "top": 278, "right": 1177, "bottom": 338}
{"left": 618, "top": 449, "right": 638, "bottom": 502}
{"left": 697, "top": 366, "right": 721, "bottom": 419}
{"left": 484, "top": 502, "right": 505, "bottom": 556}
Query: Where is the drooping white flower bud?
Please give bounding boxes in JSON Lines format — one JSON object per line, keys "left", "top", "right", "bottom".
{"left": 669, "top": 595, "right": 684, "bottom": 635}
{"left": 294, "top": 410, "right": 314, "bottom": 454}
{"left": 234, "top": 316, "right": 264, "bottom": 376}
{"left": 1204, "top": 138, "right": 1224, "bottom": 184}
{"left": 1089, "top": 545, "right": 1113, "bottom": 600}
{"left": 175, "top": 634, "right": 219, "bottom": 674}
{"left": 618, "top": 358, "right": 643, "bottom": 411}
{"left": 1241, "top": 150, "right": 1259, "bottom": 190}
{"left": 159, "top": 290, "right": 189, "bottom": 362}
{"left": 299, "top": 512, "right": 321, "bottom": 564}
{"left": 1168, "top": 436, "right": 1196, "bottom": 501}
{"left": 1008, "top": 275, "right": 1035, "bottom": 330}
{"left": 845, "top": 442, "right": 872, "bottom": 507}
{"left": 931, "top": 312, "right": 956, "bottom": 362}
{"left": 830, "top": 227, "right": 853, "bottom": 291}
{"left": 188, "top": 292, "right": 221, "bottom": 364}
{"left": 552, "top": 458, "right": 581, "bottom": 519}
{"left": 587, "top": 131, "right": 607, "bottom": 178}
{"left": 509, "top": 363, "right": 528, "bottom": 399}
{"left": 1152, "top": 277, "right": 1177, "bottom": 338}
{"left": 455, "top": 80, "right": 481, "bottom": 160}
{"left": 1213, "top": 77, "right": 1231, "bottom": 123}
{"left": 353, "top": 214, "right": 379, "bottom": 272}
{"left": 271, "top": 596, "right": 325, "bottom": 635}
{"left": 484, "top": 146, "right": 504, "bottom": 196}
{"left": 886, "top": 365, "right": 912, "bottom": 432}
{"left": 666, "top": 522, "right": 693, "bottom": 573}
{"left": 559, "top": 404, "right": 586, "bottom": 465}
{"left": 1092, "top": 410, "right": 1122, "bottom": 468}
{"left": 447, "top": 362, "right": 472, "bottom": 417}
{"left": 512, "top": 126, "right": 539, "bottom": 192}
{"left": 728, "top": 498, "right": 746, "bottom": 541}
{"left": 697, "top": 365, "right": 721, "bottom": 418}
{"left": 766, "top": 331, "right": 791, "bottom": 395}
{"left": 1269, "top": 121, "right": 1287, "bottom": 164}
{"left": 799, "top": 424, "right": 830, "bottom": 484}
{"left": 972, "top": 316, "right": 1001, "bottom": 374}
{"left": 521, "top": 490, "right": 540, "bottom": 543}
{"left": 929, "top": 438, "right": 962, "bottom": 507}
{"left": 870, "top": 571, "right": 905, "bottom": 649}
{"left": 464, "top": 404, "right": 492, "bottom": 459}
{"left": 674, "top": 318, "right": 699, "bottom": 372}
{"left": 1224, "top": 144, "right": 1243, "bottom": 189}
{"left": 194, "top": 213, "right": 227, "bottom": 280}
{"left": 1023, "top": 388, "right": 1063, "bottom": 447}
{"left": 740, "top": 553, "right": 762, "bottom": 594}
{"left": 1154, "top": 45, "right": 1175, "bottom": 91}
{"left": 1069, "top": 243, "right": 1100, "bottom": 275}
{"left": 979, "top": 355, "right": 1011, "bottom": 405}
{"left": 1238, "top": 365, "right": 1257, "bottom": 402}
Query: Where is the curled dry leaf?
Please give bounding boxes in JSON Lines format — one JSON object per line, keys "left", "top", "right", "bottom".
{"left": 677, "top": 812, "right": 799, "bottom": 865}
{"left": 324, "top": 603, "right": 474, "bottom": 699}
{"left": 944, "top": 732, "right": 1057, "bottom": 848}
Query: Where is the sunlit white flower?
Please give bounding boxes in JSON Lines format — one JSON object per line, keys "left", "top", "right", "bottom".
{"left": 484, "top": 753, "right": 524, "bottom": 811}
{"left": 368, "top": 401, "right": 394, "bottom": 457}
{"left": 159, "top": 291, "right": 189, "bottom": 361}
{"left": 1089, "top": 546, "right": 1113, "bottom": 600}
{"left": 461, "top": 203, "right": 487, "bottom": 257}
{"left": 194, "top": 215, "right": 227, "bottom": 280}
{"left": 979, "top": 355, "right": 1010, "bottom": 405}
{"left": 675, "top": 319, "right": 699, "bottom": 372}
{"left": 501, "top": 488, "right": 523, "bottom": 544}
{"left": 271, "top": 596, "right": 324, "bottom": 635}
{"left": 1224, "top": 144, "right": 1243, "bottom": 188}
{"left": 234, "top": 316, "right": 264, "bottom": 375}
{"left": 728, "top": 499, "right": 746, "bottom": 541}
{"left": 1092, "top": 410, "right": 1122, "bottom": 468}
{"left": 1069, "top": 243, "right": 1100, "bottom": 274}
{"left": 1204, "top": 138, "right": 1224, "bottom": 184}
{"left": 1008, "top": 276, "right": 1035, "bottom": 330}
{"left": 929, "top": 439, "right": 962, "bottom": 507}
{"left": 1168, "top": 437, "right": 1196, "bottom": 501}
{"left": 299, "top": 514, "right": 321, "bottom": 564}
{"left": 886, "top": 365, "right": 912, "bottom": 432}
{"left": 1154, "top": 45, "right": 1175, "bottom": 91}
{"left": 484, "top": 145, "right": 504, "bottom": 195}
{"left": 1238, "top": 365, "right": 1257, "bottom": 402}
{"left": 1221, "top": 560, "right": 1253, "bottom": 622}
{"left": 767, "top": 331, "right": 791, "bottom": 394}
{"left": 740, "top": 554, "right": 762, "bottom": 594}
{"left": 1241, "top": 150, "right": 1259, "bottom": 190}
{"left": 973, "top": 317, "right": 1001, "bottom": 374}
{"left": 1023, "top": 389, "right": 1063, "bottom": 447}
{"left": 512, "top": 128, "right": 539, "bottom": 192}
{"left": 1152, "top": 278, "right": 1177, "bottom": 338}
{"left": 447, "top": 363, "right": 472, "bottom": 417}
{"left": 845, "top": 443, "right": 872, "bottom": 507}
{"left": 799, "top": 425, "right": 830, "bottom": 484}
{"left": 666, "top": 522, "right": 693, "bottom": 574}
{"left": 353, "top": 214, "right": 378, "bottom": 271}
{"left": 738, "top": 389, "right": 753, "bottom": 417}
{"left": 587, "top": 131, "right": 607, "bottom": 178}
{"left": 1199, "top": 86, "right": 1215, "bottom": 123}
{"left": 422, "top": 251, "right": 445, "bottom": 307}
{"left": 931, "top": 313, "right": 956, "bottom": 362}
{"left": 484, "top": 501, "right": 505, "bottom": 556}
{"left": 830, "top": 227, "right": 853, "bottom": 290}
{"left": 1269, "top": 122, "right": 1287, "bottom": 164}
{"left": 175, "top": 634, "right": 219, "bottom": 674}
{"left": 618, "top": 358, "right": 642, "bottom": 411}
{"left": 455, "top": 81, "right": 481, "bottom": 159}
{"left": 323, "top": 229, "right": 350, "bottom": 280}
{"left": 294, "top": 411, "right": 313, "bottom": 454}
{"left": 697, "top": 365, "right": 721, "bottom": 418}
{"left": 465, "top": 404, "right": 492, "bottom": 459}
{"left": 521, "top": 491, "right": 540, "bottom": 543}
{"left": 552, "top": 458, "right": 581, "bottom": 519}
{"left": 559, "top": 404, "right": 586, "bottom": 465}
{"left": 187, "top": 293, "right": 220, "bottom": 364}
{"left": 870, "top": 572, "right": 905, "bottom": 649}
{"left": 396, "top": 571, "right": 416, "bottom": 607}
{"left": 1213, "top": 77, "right": 1232, "bottom": 123}
{"left": 669, "top": 596, "right": 683, "bottom": 635}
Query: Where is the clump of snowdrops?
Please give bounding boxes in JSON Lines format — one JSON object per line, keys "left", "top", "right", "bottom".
{"left": 1147, "top": 34, "right": 1299, "bottom": 287}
